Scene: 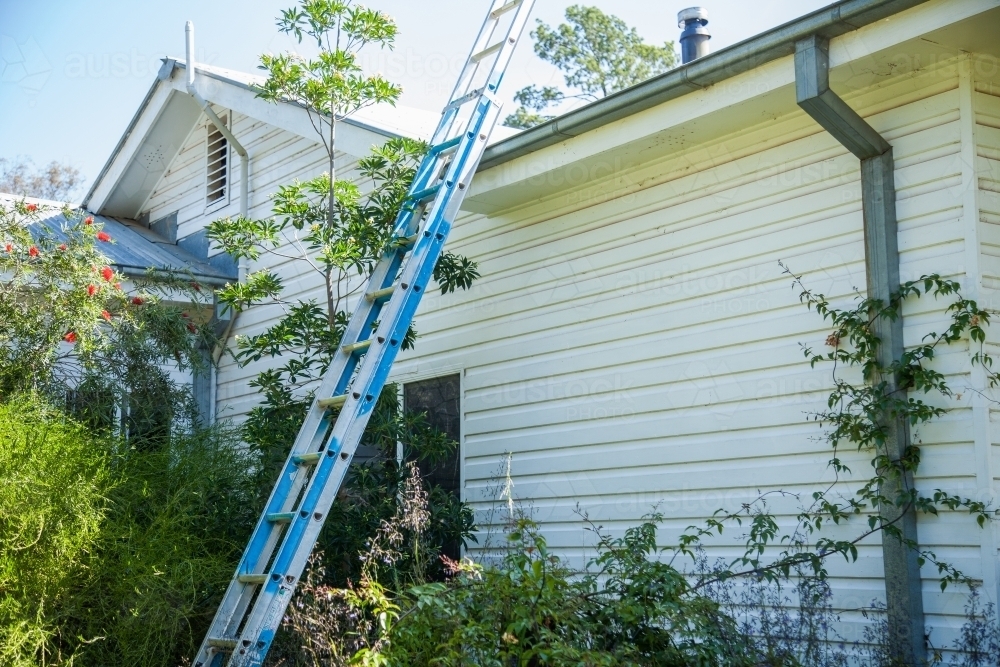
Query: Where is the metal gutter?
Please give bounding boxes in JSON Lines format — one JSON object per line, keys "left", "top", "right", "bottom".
{"left": 113, "top": 264, "right": 234, "bottom": 287}
{"left": 477, "top": 0, "right": 932, "bottom": 171}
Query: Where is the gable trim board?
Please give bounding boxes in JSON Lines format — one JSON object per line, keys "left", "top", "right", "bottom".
{"left": 83, "top": 58, "right": 439, "bottom": 219}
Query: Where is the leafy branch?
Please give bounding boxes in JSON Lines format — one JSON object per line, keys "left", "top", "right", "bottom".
{"left": 672, "top": 263, "right": 997, "bottom": 591}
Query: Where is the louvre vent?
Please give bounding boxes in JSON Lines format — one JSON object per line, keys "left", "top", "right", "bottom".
{"left": 206, "top": 115, "right": 229, "bottom": 206}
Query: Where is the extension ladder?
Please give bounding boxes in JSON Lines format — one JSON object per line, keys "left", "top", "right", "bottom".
{"left": 193, "top": 1, "right": 535, "bottom": 664}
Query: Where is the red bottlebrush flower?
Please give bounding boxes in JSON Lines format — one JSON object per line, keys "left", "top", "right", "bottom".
{"left": 187, "top": 322, "right": 197, "bottom": 334}
{"left": 86, "top": 284, "right": 97, "bottom": 296}
{"left": 96, "top": 231, "right": 111, "bottom": 242}
{"left": 63, "top": 331, "right": 77, "bottom": 343}
{"left": 113, "top": 282, "right": 122, "bottom": 291}
{"left": 58, "top": 243, "right": 67, "bottom": 251}
{"left": 101, "top": 266, "right": 113, "bottom": 282}
{"left": 25, "top": 203, "right": 38, "bottom": 212}
{"left": 4, "top": 243, "right": 11, "bottom": 252}
{"left": 84, "top": 216, "right": 94, "bottom": 225}
{"left": 131, "top": 296, "right": 144, "bottom": 305}
{"left": 190, "top": 281, "right": 201, "bottom": 292}
{"left": 101, "top": 310, "right": 112, "bottom": 322}
{"left": 28, "top": 246, "right": 39, "bottom": 257}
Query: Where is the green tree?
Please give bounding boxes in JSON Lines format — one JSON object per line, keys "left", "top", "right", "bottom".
{"left": 206, "top": 0, "right": 477, "bottom": 596}
{"left": 504, "top": 5, "right": 677, "bottom": 129}
{"left": 0, "top": 156, "right": 85, "bottom": 202}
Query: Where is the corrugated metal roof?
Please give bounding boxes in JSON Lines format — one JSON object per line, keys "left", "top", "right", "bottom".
{"left": 2, "top": 193, "right": 236, "bottom": 286}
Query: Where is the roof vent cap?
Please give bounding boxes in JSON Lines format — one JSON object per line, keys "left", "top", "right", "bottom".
{"left": 677, "top": 7, "right": 708, "bottom": 28}
{"left": 678, "top": 7, "right": 711, "bottom": 64}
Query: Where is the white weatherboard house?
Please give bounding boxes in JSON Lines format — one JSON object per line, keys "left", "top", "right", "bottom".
{"left": 78, "top": 0, "right": 1000, "bottom": 653}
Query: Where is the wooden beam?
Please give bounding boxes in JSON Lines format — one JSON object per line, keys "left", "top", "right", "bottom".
{"left": 795, "top": 34, "right": 925, "bottom": 666}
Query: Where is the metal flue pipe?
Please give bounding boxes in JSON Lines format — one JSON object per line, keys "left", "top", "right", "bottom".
{"left": 678, "top": 8, "right": 711, "bottom": 64}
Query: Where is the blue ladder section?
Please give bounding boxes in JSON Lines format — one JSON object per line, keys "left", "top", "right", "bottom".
{"left": 193, "top": 1, "right": 535, "bottom": 665}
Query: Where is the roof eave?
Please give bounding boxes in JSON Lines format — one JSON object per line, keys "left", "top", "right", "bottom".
{"left": 478, "top": 0, "right": 931, "bottom": 172}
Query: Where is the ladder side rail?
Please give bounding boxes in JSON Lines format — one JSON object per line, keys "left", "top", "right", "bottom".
{"left": 231, "top": 100, "right": 496, "bottom": 667}
{"left": 446, "top": 0, "right": 509, "bottom": 105}
{"left": 195, "top": 162, "right": 438, "bottom": 664}
{"left": 195, "top": 1, "right": 536, "bottom": 663}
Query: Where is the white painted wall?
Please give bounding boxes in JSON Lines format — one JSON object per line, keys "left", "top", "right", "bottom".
{"left": 141, "top": 103, "right": 387, "bottom": 429}
{"left": 383, "top": 55, "right": 999, "bottom": 646}
{"left": 137, "top": 20, "right": 1000, "bottom": 651}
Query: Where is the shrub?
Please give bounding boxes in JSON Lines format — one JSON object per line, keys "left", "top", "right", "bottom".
{"left": 949, "top": 587, "right": 1000, "bottom": 666}
{"left": 0, "top": 394, "right": 111, "bottom": 666}
{"left": 0, "top": 395, "right": 258, "bottom": 667}
{"left": 0, "top": 198, "right": 213, "bottom": 427}
{"left": 65, "top": 423, "right": 258, "bottom": 667}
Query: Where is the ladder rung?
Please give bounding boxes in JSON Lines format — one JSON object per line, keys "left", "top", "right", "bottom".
{"left": 342, "top": 339, "right": 372, "bottom": 355}
{"left": 430, "top": 136, "right": 462, "bottom": 155}
{"left": 471, "top": 41, "right": 503, "bottom": 63}
{"left": 407, "top": 183, "right": 441, "bottom": 203}
{"left": 292, "top": 452, "right": 322, "bottom": 465}
{"left": 366, "top": 285, "right": 395, "bottom": 302}
{"left": 491, "top": 0, "right": 523, "bottom": 18}
{"left": 395, "top": 233, "right": 419, "bottom": 249}
{"left": 317, "top": 394, "right": 348, "bottom": 409}
{"left": 195, "top": 0, "right": 533, "bottom": 663}
{"left": 445, "top": 88, "right": 484, "bottom": 111}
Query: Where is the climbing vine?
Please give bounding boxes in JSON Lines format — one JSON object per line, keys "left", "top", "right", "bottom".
{"left": 677, "top": 264, "right": 997, "bottom": 590}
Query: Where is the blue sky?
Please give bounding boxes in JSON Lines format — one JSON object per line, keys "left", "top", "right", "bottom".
{"left": 0, "top": 0, "right": 831, "bottom": 199}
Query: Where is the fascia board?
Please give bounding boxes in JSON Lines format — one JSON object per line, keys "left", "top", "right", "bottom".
{"left": 168, "top": 68, "right": 400, "bottom": 159}
{"left": 466, "top": 0, "right": 1000, "bottom": 210}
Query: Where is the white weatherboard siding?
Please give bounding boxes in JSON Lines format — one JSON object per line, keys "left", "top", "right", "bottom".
{"left": 974, "top": 59, "right": 1000, "bottom": 624}
{"left": 134, "top": 7, "right": 1000, "bottom": 647}
{"left": 141, "top": 107, "right": 375, "bottom": 422}
{"left": 385, "top": 55, "right": 999, "bottom": 646}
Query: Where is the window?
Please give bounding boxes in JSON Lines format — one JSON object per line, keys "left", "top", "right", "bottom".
{"left": 205, "top": 114, "right": 229, "bottom": 207}
{"left": 404, "top": 374, "right": 461, "bottom": 558}
{"left": 66, "top": 378, "right": 116, "bottom": 432}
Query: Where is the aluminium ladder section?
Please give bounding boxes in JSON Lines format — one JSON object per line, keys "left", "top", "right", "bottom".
{"left": 193, "top": 0, "right": 535, "bottom": 665}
